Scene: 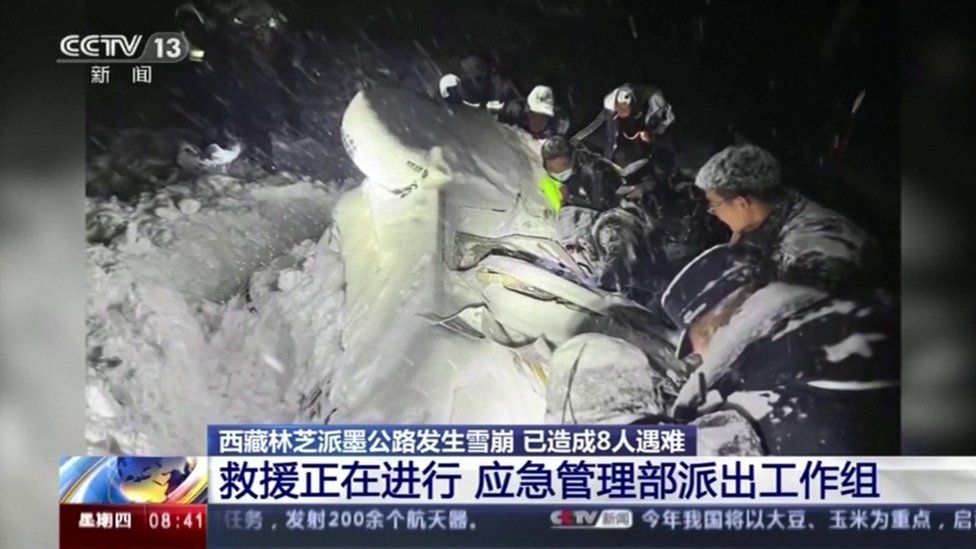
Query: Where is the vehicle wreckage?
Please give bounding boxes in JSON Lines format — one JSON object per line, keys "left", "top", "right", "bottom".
{"left": 323, "top": 86, "right": 762, "bottom": 455}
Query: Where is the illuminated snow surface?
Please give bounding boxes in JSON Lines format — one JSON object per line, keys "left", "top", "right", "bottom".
{"left": 87, "top": 173, "right": 343, "bottom": 454}
{"left": 87, "top": 88, "right": 757, "bottom": 455}
{"left": 86, "top": 89, "right": 556, "bottom": 453}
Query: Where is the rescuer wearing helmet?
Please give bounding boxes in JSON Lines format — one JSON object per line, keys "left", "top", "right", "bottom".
{"left": 539, "top": 136, "right": 622, "bottom": 213}
{"left": 498, "top": 85, "right": 571, "bottom": 139}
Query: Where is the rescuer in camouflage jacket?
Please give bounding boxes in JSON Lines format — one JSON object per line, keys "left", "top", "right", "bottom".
{"left": 694, "top": 144, "right": 876, "bottom": 294}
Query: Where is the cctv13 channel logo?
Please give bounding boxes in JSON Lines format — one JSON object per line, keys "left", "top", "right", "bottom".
{"left": 550, "top": 509, "right": 633, "bottom": 529}
{"left": 58, "top": 32, "right": 188, "bottom": 64}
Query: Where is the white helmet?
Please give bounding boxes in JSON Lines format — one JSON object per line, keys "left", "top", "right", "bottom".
{"left": 615, "top": 85, "right": 635, "bottom": 105}
{"left": 439, "top": 74, "right": 461, "bottom": 99}
{"left": 604, "top": 84, "right": 636, "bottom": 111}
{"left": 527, "top": 85, "right": 556, "bottom": 117}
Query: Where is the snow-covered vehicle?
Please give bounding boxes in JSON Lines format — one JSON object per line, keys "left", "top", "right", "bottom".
{"left": 327, "top": 87, "right": 760, "bottom": 454}
{"left": 85, "top": 86, "right": 759, "bottom": 455}
{"left": 323, "top": 86, "right": 675, "bottom": 423}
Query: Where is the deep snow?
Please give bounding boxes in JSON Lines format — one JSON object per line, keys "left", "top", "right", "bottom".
{"left": 87, "top": 173, "right": 341, "bottom": 453}
{"left": 87, "top": 87, "right": 756, "bottom": 455}
{"left": 86, "top": 87, "right": 558, "bottom": 453}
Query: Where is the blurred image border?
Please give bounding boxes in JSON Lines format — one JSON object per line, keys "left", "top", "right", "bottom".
{"left": 1, "top": 0, "right": 975, "bottom": 547}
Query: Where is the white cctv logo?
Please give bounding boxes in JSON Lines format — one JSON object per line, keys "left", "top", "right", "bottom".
{"left": 550, "top": 509, "right": 632, "bottom": 529}
{"left": 60, "top": 35, "right": 143, "bottom": 58}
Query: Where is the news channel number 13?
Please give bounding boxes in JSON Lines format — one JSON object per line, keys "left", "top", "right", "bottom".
{"left": 58, "top": 32, "right": 191, "bottom": 64}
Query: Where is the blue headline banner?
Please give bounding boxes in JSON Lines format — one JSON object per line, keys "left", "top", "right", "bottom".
{"left": 210, "top": 457, "right": 881, "bottom": 504}
{"left": 208, "top": 425, "right": 698, "bottom": 457}
{"left": 207, "top": 504, "right": 976, "bottom": 547}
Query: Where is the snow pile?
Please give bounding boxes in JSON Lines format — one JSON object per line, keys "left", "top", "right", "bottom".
{"left": 544, "top": 334, "right": 672, "bottom": 424}
{"left": 87, "top": 174, "right": 340, "bottom": 453}
{"left": 543, "top": 333, "right": 763, "bottom": 455}
{"left": 691, "top": 410, "right": 764, "bottom": 456}
{"left": 298, "top": 88, "right": 554, "bottom": 424}
{"left": 86, "top": 87, "right": 556, "bottom": 453}
{"left": 87, "top": 87, "right": 753, "bottom": 455}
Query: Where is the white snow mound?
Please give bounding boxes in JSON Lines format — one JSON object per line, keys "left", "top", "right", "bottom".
{"left": 309, "top": 88, "right": 558, "bottom": 424}
{"left": 88, "top": 86, "right": 684, "bottom": 454}
{"left": 87, "top": 175, "right": 341, "bottom": 453}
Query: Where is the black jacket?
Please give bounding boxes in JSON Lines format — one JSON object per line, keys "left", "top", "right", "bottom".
{"left": 675, "top": 284, "right": 899, "bottom": 455}
{"left": 733, "top": 189, "right": 876, "bottom": 294}
{"left": 560, "top": 150, "right": 624, "bottom": 211}
{"left": 572, "top": 84, "right": 675, "bottom": 166}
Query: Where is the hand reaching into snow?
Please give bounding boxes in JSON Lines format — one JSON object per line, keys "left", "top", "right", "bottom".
{"left": 671, "top": 371, "right": 719, "bottom": 420}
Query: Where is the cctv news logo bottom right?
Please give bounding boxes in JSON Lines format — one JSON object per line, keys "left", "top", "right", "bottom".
{"left": 550, "top": 509, "right": 633, "bottom": 529}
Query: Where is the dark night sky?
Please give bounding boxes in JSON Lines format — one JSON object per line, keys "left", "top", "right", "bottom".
{"left": 85, "top": 0, "right": 899, "bottom": 241}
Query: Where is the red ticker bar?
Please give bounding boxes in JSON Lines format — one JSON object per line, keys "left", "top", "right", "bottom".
{"left": 60, "top": 504, "right": 206, "bottom": 549}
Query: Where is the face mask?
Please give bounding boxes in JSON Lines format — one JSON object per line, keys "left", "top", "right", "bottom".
{"left": 551, "top": 167, "right": 574, "bottom": 182}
